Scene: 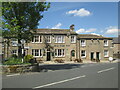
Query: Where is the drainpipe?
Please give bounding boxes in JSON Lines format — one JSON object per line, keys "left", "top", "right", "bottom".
{"left": 79, "top": 39, "right": 80, "bottom": 59}
{"left": 76, "top": 37, "right": 78, "bottom": 59}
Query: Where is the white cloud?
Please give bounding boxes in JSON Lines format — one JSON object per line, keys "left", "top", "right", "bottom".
{"left": 52, "top": 23, "right": 62, "bottom": 29}
{"left": 46, "top": 26, "right": 49, "bottom": 28}
{"left": 100, "top": 30, "right": 104, "bottom": 33}
{"left": 85, "top": 28, "right": 96, "bottom": 33}
{"left": 91, "top": 33, "right": 102, "bottom": 36}
{"left": 105, "top": 26, "right": 118, "bottom": 35}
{"left": 76, "top": 28, "right": 96, "bottom": 34}
{"left": 66, "top": 8, "right": 91, "bottom": 17}
{"left": 76, "top": 28, "right": 85, "bottom": 33}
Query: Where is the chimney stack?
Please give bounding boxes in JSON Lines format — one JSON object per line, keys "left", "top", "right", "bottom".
{"left": 70, "top": 24, "right": 75, "bottom": 31}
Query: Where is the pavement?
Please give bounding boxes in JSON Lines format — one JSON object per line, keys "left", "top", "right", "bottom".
{"left": 40, "top": 59, "right": 119, "bottom": 65}
{"left": 2, "top": 61, "right": 118, "bottom": 88}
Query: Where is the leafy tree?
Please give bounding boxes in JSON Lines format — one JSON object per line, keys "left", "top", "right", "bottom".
{"left": 2, "top": 2, "right": 50, "bottom": 57}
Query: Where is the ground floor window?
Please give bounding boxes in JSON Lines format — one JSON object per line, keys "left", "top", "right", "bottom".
{"left": 71, "top": 50, "right": 75, "bottom": 57}
{"left": 104, "top": 50, "right": 109, "bottom": 57}
{"left": 32, "top": 49, "right": 42, "bottom": 57}
{"left": 55, "top": 49, "right": 65, "bottom": 57}
{"left": 81, "top": 50, "right": 86, "bottom": 58}
{"left": 12, "top": 50, "right": 17, "bottom": 55}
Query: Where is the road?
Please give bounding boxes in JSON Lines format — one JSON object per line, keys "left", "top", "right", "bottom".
{"left": 2, "top": 62, "right": 118, "bottom": 88}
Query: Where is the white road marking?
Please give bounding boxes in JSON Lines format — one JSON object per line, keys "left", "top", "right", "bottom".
{"left": 33, "top": 75, "right": 86, "bottom": 89}
{"left": 6, "top": 73, "right": 20, "bottom": 77}
{"left": 97, "top": 67, "right": 115, "bottom": 73}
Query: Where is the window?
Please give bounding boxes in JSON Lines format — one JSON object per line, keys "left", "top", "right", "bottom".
{"left": 32, "top": 35, "right": 42, "bottom": 43}
{"left": 39, "top": 36, "right": 42, "bottom": 42}
{"left": 55, "top": 49, "right": 65, "bottom": 57}
{"left": 12, "top": 50, "right": 17, "bottom": 55}
{"left": 104, "top": 50, "right": 109, "bottom": 57}
{"left": 32, "top": 49, "right": 42, "bottom": 57}
{"left": 71, "top": 36, "right": 76, "bottom": 43}
{"left": 104, "top": 40, "right": 108, "bottom": 46}
{"left": 34, "top": 36, "right": 39, "bottom": 42}
{"left": 45, "top": 35, "right": 51, "bottom": 43}
{"left": 81, "top": 50, "right": 86, "bottom": 58}
{"left": 55, "top": 36, "right": 65, "bottom": 43}
{"left": 81, "top": 40, "right": 86, "bottom": 46}
{"left": 71, "top": 50, "right": 75, "bottom": 57}
{"left": 11, "top": 39, "right": 18, "bottom": 46}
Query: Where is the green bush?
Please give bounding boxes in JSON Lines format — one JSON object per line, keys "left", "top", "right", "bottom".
{"left": 3, "top": 57, "right": 23, "bottom": 65}
{"left": 11, "top": 54, "right": 18, "bottom": 58}
{"left": 24, "top": 55, "right": 33, "bottom": 63}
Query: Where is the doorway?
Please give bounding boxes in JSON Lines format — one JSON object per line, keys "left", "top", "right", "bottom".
{"left": 96, "top": 52, "right": 100, "bottom": 60}
{"left": 47, "top": 49, "right": 51, "bottom": 61}
{"left": 91, "top": 52, "right": 94, "bottom": 60}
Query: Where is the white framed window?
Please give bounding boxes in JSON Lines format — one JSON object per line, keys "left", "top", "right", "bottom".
{"left": 32, "top": 49, "right": 42, "bottom": 57}
{"left": 55, "top": 49, "right": 65, "bottom": 57}
{"left": 104, "top": 40, "right": 108, "bottom": 46}
{"left": 81, "top": 40, "right": 86, "bottom": 46}
{"left": 34, "top": 36, "right": 39, "bottom": 42}
{"left": 81, "top": 50, "right": 86, "bottom": 58}
{"left": 71, "top": 35, "right": 76, "bottom": 43}
{"left": 104, "top": 50, "right": 109, "bottom": 57}
{"left": 32, "top": 35, "right": 42, "bottom": 43}
{"left": 45, "top": 35, "right": 51, "bottom": 43}
{"left": 12, "top": 50, "right": 17, "bottom": 55}
{"left": 39, "top": 36, "right": 42, "bottom": 42}
{"left": 55, "top": 36, "right": 65, "bottom": 43}
{"left": 71, "top": 50, "right": 75, "bottom": 57}
{"left": 11, "top": 39, "right": 18, "bottom": 46}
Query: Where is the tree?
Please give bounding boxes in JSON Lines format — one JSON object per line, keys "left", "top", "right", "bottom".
{"left": 2, "top": 2, "right": 50, "bottom": 57}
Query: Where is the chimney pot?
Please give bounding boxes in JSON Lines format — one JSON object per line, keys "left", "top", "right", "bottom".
{"left": 70, "top": 24, "right": 75, "bottom": 31}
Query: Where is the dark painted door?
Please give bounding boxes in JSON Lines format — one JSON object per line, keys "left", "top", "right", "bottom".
{"left": 47, "top": 49, "right": 51, "bottom": 61}
{"left": 91, "top": 52, "right": 94, "bottom": 60}
{"left": 96, "top": 52, "right": 100, "bottom": 60}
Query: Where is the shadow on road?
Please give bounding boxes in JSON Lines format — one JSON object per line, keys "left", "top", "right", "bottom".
{"left": 37, "top": 64, "right": 84, "bottom": 72}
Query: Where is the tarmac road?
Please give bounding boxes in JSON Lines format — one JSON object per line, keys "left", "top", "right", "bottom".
{"left": 2, "top": 62, "right": 118, "bottom": 88}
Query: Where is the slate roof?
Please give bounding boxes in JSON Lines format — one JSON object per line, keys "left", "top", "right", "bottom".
{"left": 113, "top": 35, "right": 120, "bottom": 44}
{"left": 33, "top": 29, "right": 77, "bottom": 35}
{"left": 78, "top": 34, "right": 113, "bottom": 39}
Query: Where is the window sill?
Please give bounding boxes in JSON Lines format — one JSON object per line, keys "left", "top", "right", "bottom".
{"left": 12, "top": 45, "right": 17, "bottom": 47}
{"left": 81, "top": 46, "right": 86, "bottom": 47}
{"left": 104, "top": 45, "right": 108, "bottom": 47}
{"left": 55, "top": 42, "right": 65, "bottom": 44}
{"left": 31, "top": 42, "right": 42, "bottom": 43}
{"left": 104, "top": 56, "right": 109, "bottom": 58}
{"left": 71, "top": 42, "right": 76, "bottom": 44}
{"left": 54, "top": 56, "right": 65, "bottom": 58}
{"left": 81, "top": 56, "right": 86, "bottom": 58}
{"left": 33, "top": 56, "right": 43, "bottom": 58}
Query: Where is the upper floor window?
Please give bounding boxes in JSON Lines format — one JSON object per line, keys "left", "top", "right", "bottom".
{"left": 55, "top": 36, "right": 65, "bottom": 43}
{"left": 81, "top": 40, "right": 86, "bottom": 46}
{"left": 55, "top": 49, "right": 65, "bottom": 57}
{"left": 71, "top": 35, "right": 76, "bottom": 43}
{"left": 32, "top": 49, "right": 42, "bottom": 57}
{"left": 45, "top": 35, "right": 51, "bottom": 43}
{"left": 104, "top": 40, "right": 108, "bottom": 46}
{"left": 104, "top": 50, "right": 109, "bottom": 57}
{"left": 32, "top": 35, "right": 42, "bottom": 43}
{"left": 11, "top": 39, "right": 18, "bottom": 46}
{"left": 81, "top": 50, "right": 86, "bottom": 58}
{"left": 34, "top": 36, "right": 39, "bottom": 42}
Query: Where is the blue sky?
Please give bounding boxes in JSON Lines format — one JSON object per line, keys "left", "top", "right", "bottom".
{"left": 38, "top": 2, "right": 118, "bottom": 37}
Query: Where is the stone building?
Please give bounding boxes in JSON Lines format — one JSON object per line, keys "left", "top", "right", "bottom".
{"left": 25, "top": 26, "right": 78, "bottom": 61}
{"left": 77, "top": 34, "right": 113, "bottom": 61}
{"left": 2, "top": 25, "right": 114, "bottom": 62}
{"left": 113, "top": 35, "right": 120, "bottom": 59}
